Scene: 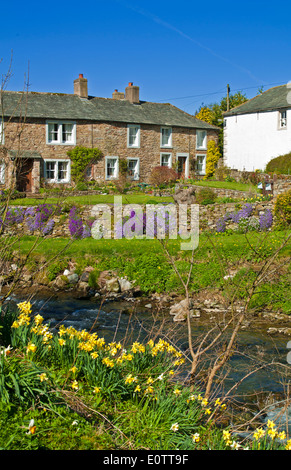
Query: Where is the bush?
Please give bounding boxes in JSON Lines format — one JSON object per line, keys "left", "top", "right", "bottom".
{"left": 205, "top": 140, "right": 221, "bottom": 179}
{"left": 150, "top": 166, "right": 178, "bottom": 187}
{"left": 265, "top": 153, "right": 291, "bottom": 174}
{"left": 273, "top": 189, "right": 291, "bottom": 228}
{"left": 195, "top": 188, "right": 217, "bottom": 205}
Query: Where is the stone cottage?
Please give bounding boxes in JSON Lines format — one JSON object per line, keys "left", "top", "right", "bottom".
{"left": 0, "top": 75, "right": 219, "bottom": 193}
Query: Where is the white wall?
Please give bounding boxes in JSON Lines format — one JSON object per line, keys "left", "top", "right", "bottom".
{"left": 224, "top": 109, "right": 291, "bottom": 171}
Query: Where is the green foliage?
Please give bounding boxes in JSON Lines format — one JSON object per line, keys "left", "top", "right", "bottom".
{"left": 67, "top": 146, "right": 103, "bottom": 182}
{"left": 274, "top": 189, "right": 291, "bottom": 228}
{"left": 265, "top": 153, "right": 291, "bottom": 174}
{"left": 205, "top": 140, "right": 221, "bottom": 179}
{"left": 195, "top": 187, "right": 217, "bottom": 205}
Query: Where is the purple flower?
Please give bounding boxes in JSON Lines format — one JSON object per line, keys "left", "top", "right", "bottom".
{"left": 259, "top": 209, "right": 273, "bottom": 231}
{"left": 68, "top": 206, "right": 84, "bottom": 239}
{"left": 216, "top": 217, "right": 226, "bottom": 233}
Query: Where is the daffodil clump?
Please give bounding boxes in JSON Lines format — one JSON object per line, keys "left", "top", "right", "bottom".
{"left": 222, "top": 419, "right": 291, "bottom": 451}
{"left": 9, "top": 302, "right": 187, "bottom": 401}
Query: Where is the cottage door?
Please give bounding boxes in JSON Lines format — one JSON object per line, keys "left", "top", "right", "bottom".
{"left": 16, "top": 159, "right": 33, "bottom": 193}
{"left": 177, "top": 156, "right": 187, "bottom": 178}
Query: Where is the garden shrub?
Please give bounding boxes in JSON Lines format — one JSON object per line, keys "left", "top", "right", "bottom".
{"left": 265, "top": 153, "right": 291, "bottom": 174}
{"left": 195, "top": 187, "right": 217, "bottom": 205}
{"left": 205, "top": 140, "right": 221, "bottom": 179}
{"left": 149, "top": 166, "right": 178, "bottom": 187}
{"left": 273, "top": 189, "right": 291, "bottom": 228}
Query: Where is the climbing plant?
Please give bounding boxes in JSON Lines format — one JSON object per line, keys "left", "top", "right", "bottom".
{"left": 67, "top": 146, "right": 103, "bottom": 182}
{"left": 205, "top": 140, "right": 221, "bottom": 179}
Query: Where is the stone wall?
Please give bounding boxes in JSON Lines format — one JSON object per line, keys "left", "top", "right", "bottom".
{"left": 11, "top": 200, "right": 274, "bottom": 239}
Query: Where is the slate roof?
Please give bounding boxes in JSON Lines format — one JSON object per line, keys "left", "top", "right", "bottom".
{"left": 224, "top": 85, "right": 289, "bottom": 117}
{"left": 0, "top": 90, "right": 218, "bottom": 130}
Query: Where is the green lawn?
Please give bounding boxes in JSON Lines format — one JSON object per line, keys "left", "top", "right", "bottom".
{"left": 190, "top": 180, "right": 259, "bottom": 192}
{"left": 10, "top": 193, "right": 174, "bottom": 206}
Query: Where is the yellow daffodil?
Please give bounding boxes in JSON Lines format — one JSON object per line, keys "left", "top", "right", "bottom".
{"left": 39, "top": 373, "right": 48, "bottom": 382}
{"left": 93, "top": 386, "right": 101, "bottom": 394}
{"left": 71, "top": 380, "right": 79, "bottom": 391}
{"left": 26, "top": 342, "right": 36, "bottom": 354}
{"left": 34, "top": 314, "right": 44, "bottom": 325}
{"left": 192, "top": 433, "right": 200, "bottom": 443}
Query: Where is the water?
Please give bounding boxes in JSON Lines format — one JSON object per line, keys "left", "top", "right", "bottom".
{"left": 5, "top": 292, "right": 291, "bottom": 428}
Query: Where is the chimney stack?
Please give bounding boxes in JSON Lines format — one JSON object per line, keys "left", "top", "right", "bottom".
{"left": 74, "top": 74, "right": 88, "bottom": 98}
{"left": 125, "top": 82, "right": 140, "bottom": 104}
{"left": 112, "top": 89, "right": 125, "bottom": 100}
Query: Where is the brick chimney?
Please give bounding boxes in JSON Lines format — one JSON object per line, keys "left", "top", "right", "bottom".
{"left": 125, "top": 82, "right": 140, "bottom": 104}
{"left": 112, "top": 89, "right": 125, "bottom": 100}
{"left": 74, "top": 74, "right": 88, "bottom": 98}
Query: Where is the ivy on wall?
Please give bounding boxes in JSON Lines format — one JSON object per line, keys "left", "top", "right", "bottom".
{"left": 205, "top": 140, "right": 221, "bottom": 179}
{"left": 67, "top": 146, "right": 103, "bottom": 182}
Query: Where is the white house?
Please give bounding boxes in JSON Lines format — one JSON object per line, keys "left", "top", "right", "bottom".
{"left": 223, "top": 84, "right": 291, "bottom": 171}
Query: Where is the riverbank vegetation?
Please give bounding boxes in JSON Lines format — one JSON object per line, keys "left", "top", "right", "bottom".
{"left": 0, "top": 300, "right": 290, "bottom": 450}
{"left": 9, "top": 229, "right": 291, "bottom": 314}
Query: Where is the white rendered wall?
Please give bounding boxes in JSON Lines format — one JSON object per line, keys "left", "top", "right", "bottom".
{"left": 224, "top": 110, "right": 291, "bottom": 171}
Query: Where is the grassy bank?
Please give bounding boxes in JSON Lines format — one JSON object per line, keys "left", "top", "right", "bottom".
{"left": 9, "top": 193, "right": 175, "bottom": 206}
{"left": 12, "top": 229, "right": 291, "bottom": 314}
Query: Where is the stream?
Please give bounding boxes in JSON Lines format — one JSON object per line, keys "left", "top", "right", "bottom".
{"left": 4, "top": 292, "right": 291, "bottom": 432}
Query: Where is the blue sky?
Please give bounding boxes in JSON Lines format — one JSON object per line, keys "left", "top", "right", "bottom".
{"left": 1, "top": 0, "right": 290, "bottom": 114}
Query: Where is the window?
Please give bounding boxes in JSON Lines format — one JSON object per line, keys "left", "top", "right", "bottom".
{"left": 105, "top": 156, "right": 119, "bottom": 179}
{"left": 0, "top": 161, "right": 5, "bottom": 184}
{"left": 160, "top": 153, "right": 172, "bottom": 168}
{"left": 127, "top": 125, "right": 140, "bottom": 148}
{"left": 279, "top": 110, "right": 287, "bottom": 129}
{"left": 44, "top": 159, "right": 70, "bottom": 183}
{"left": 127, "top": 158, "right": 140, "bottom": 180}
{"left": 46, "top": 121, "right": 76, "bottom": 145}
{"left": 196, "top": 130, "right": 207, "bottom": 150}
{"left": 161, "top": 127, "right": 172, "bottom": 148}
{"left": 196, "top": 154, "right": 206, "bottom": 175}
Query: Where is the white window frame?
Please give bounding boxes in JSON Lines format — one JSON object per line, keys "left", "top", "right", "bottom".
{"left": 46, "top": 120, "right": 76, "bottom": 145}
{"left": 127, "top": 124, "right": 140, "bottom": 148}
{"left": 160, "top": 153, "right": 172, "bottom": 168}
{"left": 196, "top": 130, "right": 207, "bottom": 150}
{"left": 160, "top": 127, "right": 172, "bottom": 148}
{"left": 44, "top": 159, "right": 71, "bottom": 183}
{"left": 0, "top": 161, "right": 5, "bottom": 184}
{"left": 196, "top": 154, "right": 206, "bottom": 175}
{"left": 278, "top": 110, "right": 287, "bottom": 129}
{"left": 127, "top": 157, "right": 140, "bottom": 180}
{"left": 105, "top": 156, "right": 119, "bottom": 180}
